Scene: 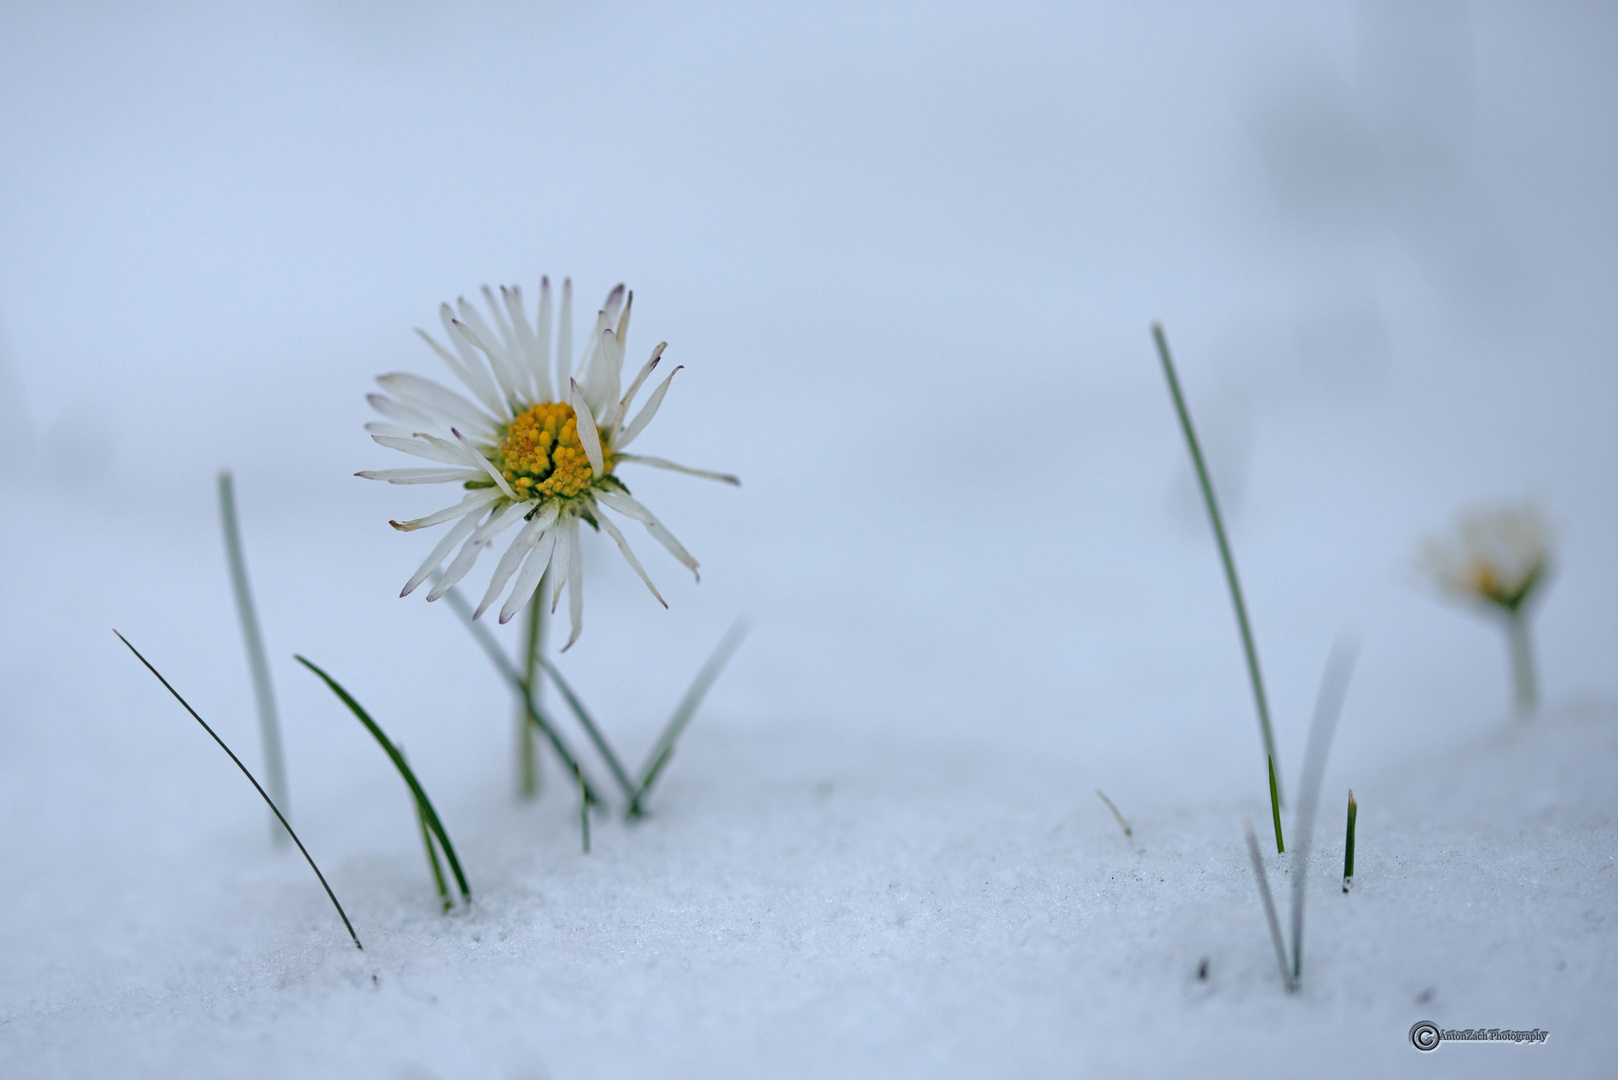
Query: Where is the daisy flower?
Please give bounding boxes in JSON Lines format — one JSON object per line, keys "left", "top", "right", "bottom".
{"left": 360, "top": 280, "right": 737, "bottom": 647}
{"left": 1420, "top": 502, "right": 1553, "bottom": 715}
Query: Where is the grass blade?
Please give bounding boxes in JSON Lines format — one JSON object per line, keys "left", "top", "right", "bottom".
{"left": 438, "top": 583, "right": 605, "bottom": 808}
{"left": 296, "top": 655, "right": 471, "bottom": 902}
{"left": 534, "top": 654, "right": 636, "bottom": 803}
{"left": 217, "top": 470, "right": 290, "bottom": 846}
{"left": 1289, "top": 637, "right": 1358, "bottom": 987}
{"left": 114, "top": 631, "right": 361, "bottom": 951}
{"left": 400, "top": 744, "right": 452, "bottom": 912}
{"left": 1153, "top": 324, "right": 1285, "bottom": 842}
{"left": 1343, "top": 790, "right": 1357, "bottom": 893}
{"left": 629, "top": 619, "right": 750, "bottom": 817}
{"left": 1244, "top": 820, "right": 1292, "bottom": 992}
{"left": 1095, "top": 789, "right": 1133, "bottom": 838}
{"left": 1268, "top": 756, "right": 1284, "bottom": 854}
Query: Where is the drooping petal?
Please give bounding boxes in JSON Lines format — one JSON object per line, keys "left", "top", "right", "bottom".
{"left": 595, "top": 501, "right": 666, "bottom": 607}
{"left": 562, "top": 518, "right": 585, "bottom": 649}
{"left": 595, "top": 489, "right": 700, "bottom": 578}
{"left": 474, "top": 505, "right": 559, "bottom": 618}
{"left": 497, "top": 526, "right": 560, "bottom": 624}
{"left": 356, "top": 467, "right": 485, "bottom": 485}
{"left": 616, "top": 366, "right": 682, "bottom": 450}
{"left": 401, "top": 509, "right": 484, "bottom": 596}
{"left": 389, "top": 488, "right": 502, "bottom": 532}
{"left": 448, "top": 428, "right": 518, "bottom": 500}
{"left": 546, "top": 513, "right": 571, "bottom": 614}
{"left": 615, "top": 453, "right": 740, "bottom": 486}
{"left": 569, "top": 378, "right": 604, "bottom": 477}
{"left": 426, "top": 501, "right": 531, "bottom": 601}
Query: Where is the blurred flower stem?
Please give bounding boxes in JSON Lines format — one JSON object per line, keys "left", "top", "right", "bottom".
{"left": 1506, "top": 608, "right": 1537, "bottom": 715}
{"left": 217, "top": 470, "right": 290, "bottom": 847}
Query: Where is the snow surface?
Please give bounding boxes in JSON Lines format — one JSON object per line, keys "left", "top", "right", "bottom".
{"left": 2, "top": 1, "right": 1617, "bottom": 1076}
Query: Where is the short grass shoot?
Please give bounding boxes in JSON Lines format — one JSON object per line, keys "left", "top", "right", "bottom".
{"left": 1343, "top": 790, "right": 1357, "bottom": 894}
{"left": 297, "top": 655, "right": 471, "bottom": 910}
{"left": 114, "top": 631, "right": 361, "bottom": 951}
{"left": 217, "top": 469, "right": 291, "bottom": 846}
{"left": 1152, "top": 323, "right": 1284, "bottom": 851}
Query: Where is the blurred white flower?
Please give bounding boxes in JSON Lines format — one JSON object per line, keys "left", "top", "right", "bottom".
{"left": 360, "top": 280, "right": 737, "bottom": 647}
{"left": 1421, "top": 503, "right": 1551, "bottom": 613}
{"left": 1421, "top": 502, "right": 1552, "bottom": 715}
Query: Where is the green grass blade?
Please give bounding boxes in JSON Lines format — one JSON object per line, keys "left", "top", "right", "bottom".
{"left": 629, "top": 619, "right": 750, "bottom": 816}
{"left": 1153, "top": 324, "right": 1284, "bottom": 826}
{"left": 401, "top": 744, "right": 452, "bottom": 912}
{"left": 217, "top": 470, "right": 291, "bottom": 846}
{"left": 296, "top": 655, "right": 471, "bottom": 902}
{"left": 1343, "top": 790, "right": 1357, "bottom": 892}
{"left": 114, "top": 631, "right": 362, "bottom": 951}
{"left": 534, "top": 654, "right": 636, "bottom": 803}
{"left": 1268, "top": 756, "right": 1284, "bottom": 855}
{"left": 437, "top": 583, "right": 605, "bottom": 808}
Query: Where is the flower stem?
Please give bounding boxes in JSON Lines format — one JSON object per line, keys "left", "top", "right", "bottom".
{"left": 1506, "top": 609, "right": 1538, "bottom": 717}
{"left": 217, "top": 470, "right": 290, "bottom": 847}
{"left": 518, "top": 576, "right": 545, "bottom": 799}
{"left": 1152, "top": 325, "right": 1284, "bottom": 845}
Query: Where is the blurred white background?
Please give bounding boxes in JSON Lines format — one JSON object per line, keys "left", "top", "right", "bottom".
{"left": 1, "top": 0, "right": 1615, "bottom": 836}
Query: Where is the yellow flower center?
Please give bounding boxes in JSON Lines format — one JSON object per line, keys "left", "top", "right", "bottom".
{"left": 496, "top": 402, "right": 600, "bottom": 500}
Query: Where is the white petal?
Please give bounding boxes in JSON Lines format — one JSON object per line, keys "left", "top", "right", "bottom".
{"left": 356, "top": 467, "right": 485, "bottom": 485}
{"left": 373, "top": 433, "right": 470, "bottom": 466}
{"left": 616, "top": 366, "right": 682, "bottom": 450}
{"left": 475, "top": 505, "right": 559, "bottom": 618}
{"left": 365, "top": 421, "right": 422, "bottom": 440}
{"left": 449, "top": 428, "right": 518, "bottom": 500}
{"left": 546, "top": 514, "right": 571, "bottom": 613}
{"left": 415, "top": 326, "right": 504, "bottom": 418}
{"left": 501, "top": 284, "right": 548, "bottom": 402}
{"left": 555, "top": 277, "right": 572, "bottom": 394}
{"left": 601, "top": 283, "right": 626, "bottom": 325}
{"left": 368, "top": 393, "right": 440, "bottom": 432}
{"left": 434, "top": 306, "right": 506, "bottom": 419}
{"left": 596, "top": 502, "right": 666, "bottom": 607}
{"left": 562, "top": 518, "right": 585, "bottom": 649}
{"left": 390, "top": 488, "right": 501, "bottom": 532}
{"left": 610, "top": 342, "right": 666, "bottom": 437}
{"left": 451, "top": 313, "right": 522, "bottom": 412}
{"left": 595, "top": 489, "right": 700, "bottom": 578}
{"left": 615, "top": 453, "right": 740, "bottom": 486}
{"left": 376, "top": 374, "right": 496, "bottom": 436}
{"left": 569, "top": 378, "right": 604, "bottom": 477}
{"left": 497, "top": 526, "right": 560, "bottom": 624}
{"left": 402, "top": 509, "right": 484, "bottom": 596}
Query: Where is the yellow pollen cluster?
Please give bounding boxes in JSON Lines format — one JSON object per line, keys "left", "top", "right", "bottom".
{"left": 496, "top": 402, "right": 598, "bottom": 500}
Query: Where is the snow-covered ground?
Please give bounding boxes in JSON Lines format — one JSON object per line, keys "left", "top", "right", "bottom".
{"left": 2, "top": 2, "right": 1616, "bottom": 1076}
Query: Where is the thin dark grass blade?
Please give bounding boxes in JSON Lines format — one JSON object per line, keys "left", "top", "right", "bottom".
{"left": 296, "top": 656, "right": 471, "bottom": 902}
{"left": 629, "top": 619, "right": 750, "bottom": 816}
{"left": 1153, "top": 324, "right": 1284, "bottom": 830}
{"left": 1095, "top": 790, "right": 1133, "bottom": 838}
{"left": 573, "top": 762, "right": 591, "bottom": 854}
{"left": 1343, "top": 790, "right": 1357, "bottom": 893}
{"left": 438, "top": 584, "right": 604, "bottom": 807}
{"left": 1244, "top": 820, "right": 1292, "bottom": 992}
{"left": 534, "top": 653, "right": 636, "bottom": 802}
{"left": 401, "top": 744, "right": 452, "bottom": 913}
{"left": 1289, "top": 638, "right": 1357, "bottom": 985}
{"left": 113, "top": 631, "right": 361, "bottom": 951}
{"left": 1268, "top": 756, "right": 1285, "bottom": 854}
{"left": 217, "top": 470, "right": 291, "bottom": 846}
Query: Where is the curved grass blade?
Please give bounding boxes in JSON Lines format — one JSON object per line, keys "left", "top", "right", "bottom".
{"left": 437, "top": 583, "right": 604, "bottom": 808}
{"left": 296, "top": 655, "right": 471, "bottom": 903}
{"left": 1153, "top": 324, "right": 1285, "bottom": 848}
{"left": 1289, "top": 637, "right": 1357, "bottom": 987}
{"left": 534, "top": 653, "right": 636, "bottom": 803}
{"left": 629, "top": 619, "right": 750, "bottom": 817}
{"left": 113, "top": 631, "right": 361, "bottom": 951}
{"left": 217, "top": 470, "right": 290, "bottom": 846}
{"left": 400, "top": 744, "right": 452, "bottom": 913}
{"left": 1095, "top": 789, "right": 1133, "bottom": 838}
